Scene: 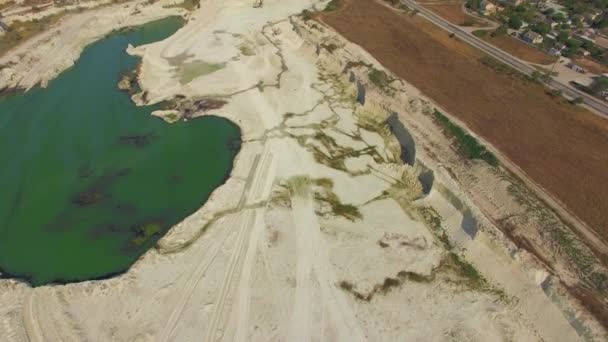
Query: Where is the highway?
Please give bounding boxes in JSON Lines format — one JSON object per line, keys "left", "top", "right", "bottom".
{"left": 401, "top": 0, "right": 608, "bottom": 117}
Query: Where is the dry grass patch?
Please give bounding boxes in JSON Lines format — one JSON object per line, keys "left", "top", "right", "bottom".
{"left": 480, "top": 33, "right": 557, "bottom": 65}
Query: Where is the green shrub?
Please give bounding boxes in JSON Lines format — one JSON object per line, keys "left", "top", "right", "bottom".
{"left": 546, "top": 89, "right": 562, "bottom": 97}
{"left": 301, "top": 9, "right": 313, "bottom": 21}
{"left": 324, "top": 0, "right": 339, "bottom": 11}
{"left": 570, "top": 96, "right": 584, "bottom": 105}
{"left": 431, "top": 110, "right": 498, "bottom": 166}
{"left": 472, "top": 29, "right": 488, "bottom": 38}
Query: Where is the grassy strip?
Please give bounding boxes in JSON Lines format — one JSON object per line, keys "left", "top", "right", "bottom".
{"left": 472, "top": 29, "right": 488, "bottom": 38}
{"left": 431, "top": 109, "right": 498, "bottom": 166}
{"left": 479, "top": 55, "right": 547, "bottom": 83}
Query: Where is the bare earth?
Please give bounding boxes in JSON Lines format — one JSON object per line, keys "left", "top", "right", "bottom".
{"left": 0, "top": 0, "right": 607, "bottom": 341}
{"left": 573, "top": 56, "right": 608, "bottom": 75}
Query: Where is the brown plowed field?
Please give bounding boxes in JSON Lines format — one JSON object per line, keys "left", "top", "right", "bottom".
{"left": 322, "top": 0, "right": 608, "bottom": 239}
{"left": 422, "top": 1, "right": 482, "bottom": 27}
{"left": 574, "top": 57, "right": 608, "bottom": 75}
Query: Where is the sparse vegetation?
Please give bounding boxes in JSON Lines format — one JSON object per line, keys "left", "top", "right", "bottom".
{"left": 418, "top": 206, "right": 452, "bottom": 250}
{"left": 287, "top": 175, "right": 311, "bottom": 198}
{"left": 472, "top": 29, "right": 488, "bottom": 38}
{"left": 570, "top": 96, "right": 584, "bottom": 105}
{"left": 324, "top": 0, "right": 340, "bottom": 12}
{"left": 321, "top": 42, "right": 339, "bottom": 53}
{"left": 431, "top": 109, "right": 498, "bottom": 166}
{"left": 239, "top": 42, "right": 256, "bottom": 56}
{"left": 164, "top": 112, "right": 179, "bottom": 122}
{"left": 368, "top": 67, "right": 394, "bottom": 95}
{"left": 131, "top": 223, "right": 162, "bottom": 246}
{"left": 448, "top": 252, "right": 484, "bottom": 288}
{"left": 478, "top": 55, "right": 541, "bottom": 83}
{"left": 0, "top": 14, "right": 65, "bottom": 54}
{"left": 545, "top": 89, "right": 562, "bottom": 98}
{"left": 313, "top": 177, "right": 363, "bottom": 221}
{"left": 300, "top": 9, "right": 313, "bottom": 21}
{"left": 315, "top": 191, "right": 362, "bottom": 221}
{"left": 338, "top": 251, "right": 504, "bottom": 302}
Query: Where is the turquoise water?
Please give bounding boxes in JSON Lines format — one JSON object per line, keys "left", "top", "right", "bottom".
{"left": 0, "top": 17, "right": 241, "bottom": 286}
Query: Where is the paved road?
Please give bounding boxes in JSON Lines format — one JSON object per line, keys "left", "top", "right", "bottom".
{"left": 401, "top": 0, "right": 608, "bottom": 117}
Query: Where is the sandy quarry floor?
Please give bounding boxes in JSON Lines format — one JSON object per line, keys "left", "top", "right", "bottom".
{"left": 0, "top": 0, "right": 607, "bottom": 341}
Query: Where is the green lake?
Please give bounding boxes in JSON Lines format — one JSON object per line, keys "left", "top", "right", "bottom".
{"left": 0, "top": 17, "right": 241, "bottom": 286}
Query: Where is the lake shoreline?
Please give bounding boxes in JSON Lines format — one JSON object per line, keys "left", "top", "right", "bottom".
{"left": 0, "top": 16, "right": 242, "bottom": 286}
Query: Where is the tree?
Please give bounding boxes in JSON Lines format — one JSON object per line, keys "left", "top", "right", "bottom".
{"left": 552, "top": 12, "right": 567, "bottom": 23}
{"left": 593, "top": 13, "right": 608, "bottom": 29}
{"left": 562, "top": 39, "right": 581, "bottom": 57}
{"left": 531, "top": 21, "right": 551, "bottom": 35}
{"left": 493, "top": 25, "right": 508, "bottom": 36}
{"left": 570, "top": 97, "right": 584, "bottom": 105}
{"left": 581, "top": 40, "right": 601, "bottom": 55}
{"left": 467, "top": 0, "right": 481, "bottom": 11}
{"left": 591, "top": 76, "right": 608, "bottom": 96}
{"left": 508, "top": 15, "right": 523, "bottom": 29}
{"left": 557, "top": 30, "right": 570, "bottom": 43}
{"left": 566, "top": 38, "right": 581, "bottom": 49}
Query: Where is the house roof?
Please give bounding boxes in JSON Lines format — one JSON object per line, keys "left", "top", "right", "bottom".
{"left": 524, "top": 31, "right": 543, "bottom": 39}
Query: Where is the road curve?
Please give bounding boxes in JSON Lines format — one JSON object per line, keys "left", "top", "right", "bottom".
{"left": 401, "top": 0, "right": 608, "bottom": 118}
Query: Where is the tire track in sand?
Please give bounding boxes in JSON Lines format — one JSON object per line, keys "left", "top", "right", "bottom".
{"left": 157, "top": 152, "right": 262, "bottom": 342}
{"left": 205, "top": 148, "right": 276, "bottom": 342}
{"left": 203, "top": 210, "right": 256, "bottom": 342}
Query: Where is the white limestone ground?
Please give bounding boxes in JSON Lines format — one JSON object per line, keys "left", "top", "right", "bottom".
{"left": 0, "top": 0, "right": 606, "bottom": 341}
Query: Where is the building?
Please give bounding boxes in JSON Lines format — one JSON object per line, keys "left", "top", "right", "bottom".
{"left": 574, "top": 33, "right": 595, "bottom": 43}
{"left": 546, "top": 19, "right": 559, "bottom": 29}
{"left": 522, "top": 31, "right": 544, "bottom": 44}
{"left": 480, "top": 0, "right": 497, "bottom": 15}
{"left": 585, "top": 10, "right": 602, "bottom": 23}
{"left": 549, "top": 47, "right": 561, "bottom": 56}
